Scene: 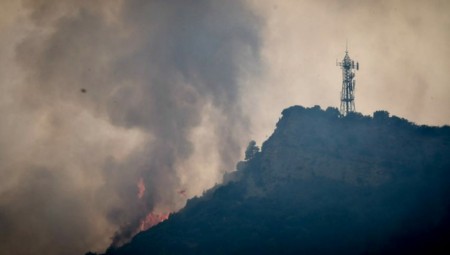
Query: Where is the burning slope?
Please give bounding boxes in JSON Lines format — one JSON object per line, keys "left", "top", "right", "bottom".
{"left": 5, "top": 1, "right": 263, "bottom": 254}
{"left": 135, "top": 178, "right": 169, "bottom": 232}
{"left": 101, "top": 106, "right": 450, "bottom": 255}
{"left": 140, "top": 212, "right": 170, "bottom": 231}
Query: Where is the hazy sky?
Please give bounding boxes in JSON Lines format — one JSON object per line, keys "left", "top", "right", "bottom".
{"left": 0, "top": 1, "right": 449, "bottom": 254}
{"left": 245, "top": 0, "right": 450, "bottom": 143}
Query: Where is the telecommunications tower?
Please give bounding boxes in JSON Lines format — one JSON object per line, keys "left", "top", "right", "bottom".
{"left": 337, "top": 45, "right": 359, "bottom": 116}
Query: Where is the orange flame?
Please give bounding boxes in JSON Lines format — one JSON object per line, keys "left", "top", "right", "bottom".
{"left": 137, "top": 177, "right": 145, "bottom": 199}
{"left": 140, "top": 212, "right": 169, "bottom": 231}
{"left": 136, "top": 177, "right": 170, "bottom": 232}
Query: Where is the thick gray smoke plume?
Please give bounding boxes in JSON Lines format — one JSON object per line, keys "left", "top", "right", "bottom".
{"left": 0, "top": 1, "right": 261, "bottom": 254}
{"left": 4, "top": 1, "right": 448, "bottom": 254}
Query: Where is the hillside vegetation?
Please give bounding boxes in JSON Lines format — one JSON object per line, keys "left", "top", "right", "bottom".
{"left": 99, "top": 106, "right": 450, "bottom": 255}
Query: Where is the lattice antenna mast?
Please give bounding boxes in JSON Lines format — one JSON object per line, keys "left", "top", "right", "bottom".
{"left": 337, "top": 46, "right": 359, "bottom": 116}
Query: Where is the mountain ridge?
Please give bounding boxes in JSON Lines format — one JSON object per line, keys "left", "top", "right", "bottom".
{"left": 94, "top": 105, "right": 450, "bottom": 255}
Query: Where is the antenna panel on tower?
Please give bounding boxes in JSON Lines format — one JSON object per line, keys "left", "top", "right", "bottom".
{"left": 338, "top": 48, "right": 358, "bottom": 116}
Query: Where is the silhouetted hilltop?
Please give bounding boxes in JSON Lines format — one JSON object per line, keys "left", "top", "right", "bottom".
{"left": 98, "top": 106, "right": 450, "bottom": 255}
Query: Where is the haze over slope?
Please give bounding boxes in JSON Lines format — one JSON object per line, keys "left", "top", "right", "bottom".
{"left": 100, "top": 106, "right": 450, "bottom": 255}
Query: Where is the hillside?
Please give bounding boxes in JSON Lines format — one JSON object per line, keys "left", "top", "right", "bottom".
{"left": 97, "top": 106, "right": 450, "bottom": 255}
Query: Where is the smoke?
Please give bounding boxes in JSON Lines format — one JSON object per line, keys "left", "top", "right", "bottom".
{"left": 2, "top": 0, "right": 450, "bottom": 254}
{"left": 0, "top": 0, "right": 261, "bottom": 254}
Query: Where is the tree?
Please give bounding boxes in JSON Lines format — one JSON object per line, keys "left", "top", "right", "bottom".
{"left": 245, "top": 140, "right": 259, "bottom": 160}
{"left": 373, "top": 110, "right": 390, "bottom": 121}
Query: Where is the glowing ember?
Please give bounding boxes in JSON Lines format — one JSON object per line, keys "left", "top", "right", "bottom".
{"left": 178, "top": 189, "right": 187, "bottom": 197}
{"left": 140, "top": 212, "right": 169, "bottom": 231}
{"left": 137, "top": 177, "right": 145, "bottom": 199}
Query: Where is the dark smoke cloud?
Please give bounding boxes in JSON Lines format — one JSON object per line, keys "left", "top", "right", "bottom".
{"left": 0, "top": 0, "right": 261, "bottom": 254}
